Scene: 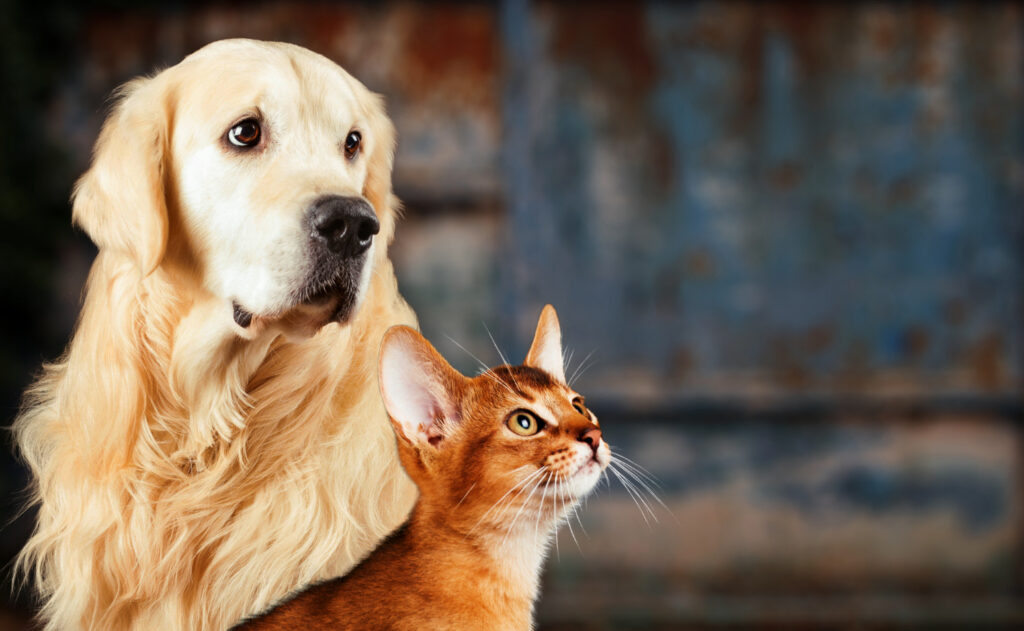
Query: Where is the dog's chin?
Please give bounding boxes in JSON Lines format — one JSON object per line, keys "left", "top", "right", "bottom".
{"left": 232, "top": 277, "right": 363, "bottom": 339}
{"left": 296, "top": 282, "right": 361, "bottom": 328}
{"left": 279, "top": 298, "right": 353, "bottom": 339}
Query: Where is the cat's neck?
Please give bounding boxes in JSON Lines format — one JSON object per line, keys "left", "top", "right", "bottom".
{"left": 481, "top": 528, "right": 554, "bottom": 601}
{"left": 409, "top": 501, "right": 557, "bottom": 605}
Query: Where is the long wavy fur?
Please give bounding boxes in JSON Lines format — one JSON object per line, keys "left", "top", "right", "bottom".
{"left": 14, "top": 41, "right": 418, "bottom": 631}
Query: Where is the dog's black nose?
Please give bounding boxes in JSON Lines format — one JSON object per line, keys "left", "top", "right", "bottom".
{"left": 308, "top": 196, "right": 380, "bottom": 257}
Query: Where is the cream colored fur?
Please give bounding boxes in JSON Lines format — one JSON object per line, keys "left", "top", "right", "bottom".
{"left": 15, "top": 40, "right": 417, "bottom": 630}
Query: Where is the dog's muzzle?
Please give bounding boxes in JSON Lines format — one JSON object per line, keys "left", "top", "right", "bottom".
{"left": 298, "top": 195, "right": 379, "bottom": 315}
{"left": 232, "top": 195, "right": 380, "bottom": 329}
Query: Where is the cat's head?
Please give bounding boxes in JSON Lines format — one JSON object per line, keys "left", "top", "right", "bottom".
{"left": 378, "top": 305, "right": 610, "bottom": 537}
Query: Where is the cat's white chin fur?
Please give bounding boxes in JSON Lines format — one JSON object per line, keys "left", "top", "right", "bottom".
{"left": 557, "top": 442, "right": 611, "bottom": 500}
{"left": 564, "top": 460, "right": 604, "bottom": 498}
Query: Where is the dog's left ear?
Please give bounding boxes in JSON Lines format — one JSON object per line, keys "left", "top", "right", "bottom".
{"left": 361, "top": 92, "right": 399, "bottom": 245}
{"left": 72, "top": 76, "right": 172, "bottom": 276}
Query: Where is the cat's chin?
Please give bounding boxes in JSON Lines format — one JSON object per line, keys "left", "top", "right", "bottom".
{"left": 563, "top": 459, "right": 605, "bottom": 498}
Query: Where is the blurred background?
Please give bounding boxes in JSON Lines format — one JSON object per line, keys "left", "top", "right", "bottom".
{"left": 1, "top": 1, "right": 1022, "bottom": 629}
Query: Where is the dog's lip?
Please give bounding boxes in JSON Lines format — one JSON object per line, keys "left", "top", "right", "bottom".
{"left": 232, "top": 301, "right": 254, "bottom": 328}
{"left": 231, "top": 292, "right": 340, "bottom": 329}
{"left": 300, "top": 276, "right": 346, "bottom": 305}
{"left": 231, "top": 265, "right": 359, "bottom": 330}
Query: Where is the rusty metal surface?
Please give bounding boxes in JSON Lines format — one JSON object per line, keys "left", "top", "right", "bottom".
{"left": 500, "top": 2, "right": 1024, "bottom": 402}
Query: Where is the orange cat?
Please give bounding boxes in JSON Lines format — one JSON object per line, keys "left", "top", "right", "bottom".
{"left": 234, "top": 305, "right": 610, "bottom": 630}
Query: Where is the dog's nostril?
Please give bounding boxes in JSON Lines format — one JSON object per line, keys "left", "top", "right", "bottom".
{"left": 313, "top": 214, "right": 348, "bottom": 248}
{"left": 354, "top": 216, "right": 380, "bottom": 250}
{"left": 309, "top": 196, "right": 379, "bottom": 257}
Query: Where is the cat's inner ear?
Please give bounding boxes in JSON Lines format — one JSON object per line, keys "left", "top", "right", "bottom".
{"left": 525, "top": 304, "right": 566, "bottom": 383}
{"left": 379, "top": 326, "right": 464, "bottom": 448}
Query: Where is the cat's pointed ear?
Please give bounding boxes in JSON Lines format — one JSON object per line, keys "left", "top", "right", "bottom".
{"left": 379, "top": 326, "right": 465, "bottom": 448}
{"left": 525, "top": 304, "right": 565, "bottom": 383}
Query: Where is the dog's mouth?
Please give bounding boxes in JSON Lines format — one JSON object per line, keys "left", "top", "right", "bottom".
{"left": 232, "top": 301, "right": 254, "bottom": 328}
{"left": 294, "top": 269, "right": 362, "bottom": 322}
{"left": 232, "top": 260, "right": 367, "bottom": 331}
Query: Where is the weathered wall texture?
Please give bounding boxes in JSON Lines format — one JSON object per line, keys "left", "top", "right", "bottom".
{"left": 502, "top": 2, "right": 1023, "bottom": 402}
{"left": 5, "top": 1, "right": 1022, "bottom": 628}
{"left": 541, "top": 414, "right": 1021, "bottom": 626}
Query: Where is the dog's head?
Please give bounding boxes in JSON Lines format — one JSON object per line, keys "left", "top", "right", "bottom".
{"left": 72, "top": 39, "right": 397, "bottom": 335}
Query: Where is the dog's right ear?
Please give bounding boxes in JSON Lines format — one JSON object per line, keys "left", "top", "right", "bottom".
{"left": 72, "top": 76, "right": 172, "bottom": 275}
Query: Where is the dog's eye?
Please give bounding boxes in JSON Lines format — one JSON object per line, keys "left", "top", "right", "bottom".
{"left": 227, "top": 119, "right": 261, "bottom": 148}
{"left": 344, "top": 131, "right": 361, "bottom": 159}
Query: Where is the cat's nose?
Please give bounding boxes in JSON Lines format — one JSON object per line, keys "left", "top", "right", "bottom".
{"left": 579, "top": 427, "right": 602, "bottom": 454}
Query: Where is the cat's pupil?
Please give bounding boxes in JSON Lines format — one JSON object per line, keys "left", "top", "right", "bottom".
{"left": 517, "top": 415, "right": 531, "bottom": 429}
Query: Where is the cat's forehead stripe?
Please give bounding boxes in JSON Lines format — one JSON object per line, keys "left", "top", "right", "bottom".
{"left": 532, "top": 403, "right": 559, "bottom": 426}
{"left": 492, "top": 365, "right": 560, "bottom": 394}
{"left": 486, "top": 365, "right": 582, "bottom": 426}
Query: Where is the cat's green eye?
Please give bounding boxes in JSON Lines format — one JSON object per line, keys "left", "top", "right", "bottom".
{"left": 507, "top": 410, "right": 542, "bottom": 436}
{"left": 572, "top": 398, "right": 587, "bottom": 416}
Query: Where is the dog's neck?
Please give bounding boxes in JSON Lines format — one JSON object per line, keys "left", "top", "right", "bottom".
{"left": 115, "top": 252, "right": 378, "bottom": 471}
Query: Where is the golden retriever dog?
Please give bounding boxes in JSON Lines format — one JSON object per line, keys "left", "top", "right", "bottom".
{"left": 15, "top": 39, "right": 418, "bottom": 630}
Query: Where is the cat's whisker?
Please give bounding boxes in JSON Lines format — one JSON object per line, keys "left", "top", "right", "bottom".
{"left": 611, "top": 464, "right": 660, "bottom": 524}
{"left": 444, "top": 334, "right": 490, "bottom": 373}
{"left": 534, "top": 476, "right": 549, "bottom": 548}
{"left": 617, "top": 470, "right": 673, "bottom": 521}
{"left": 551, "top": 479, "right": 564, "bottom": 561}
{"left": 491, "top": 467, "right": 546, "bottom": 512}
{"left": 501, "top": 470, "right": 549, "bottom": 548}
{"left": 613, "top": 458, "right": 663, "bottom": 496}
{"left": 609, "top": 466, "right": 655, "bottom": 526}
{"left": 608, "top": 461, "right": 653, "bottom": 505}
{"left": 481, "top": 369, "right": 518, "bottom": 397}
{"left": 454, "top": 482, "right": 477, "bottom": 508}
{"left": 570, "top": 359, "right": 595, "bottom": 386}
{"left": 568, "top": 349, "right": 596, "bottom": 386}
{"left": 483, "top": 323, "right": 522, "bottom": 392}
{"left": 469, "top": 467, "right": 548, "bottom": 534}
{"left": 444, "top": 335, "right": 518, "bottom": 397}
{"left": 551, "top": 493, "right": 561, "bottom": 561}
{"left": 558, "top": 480, "right": 583, "bottom": 554}
{"left": 613, "top": 470, "right": 654, "bottom": 526}
{"left": 566, "top": 351, "right": 583, "bottom": 385}
{"left": 610, "top": 460, "right": 674, "bottom": 520}
{"left": 604, "top": 446, "right": 674, "bottom": 518}
{"left": 613, "top": 454, "right": 663, "bottom": 488}
{"left": 564, "top": 348, "right": 584, "bottom": 385}
{"left": 570, "top": 494, "right": 588, "bottom": 538}
{"left": 569, "top": 486, "right": 587, "bottom": 536}
{"left": 503, "top": 464, "right": 533, "bottom": 477}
